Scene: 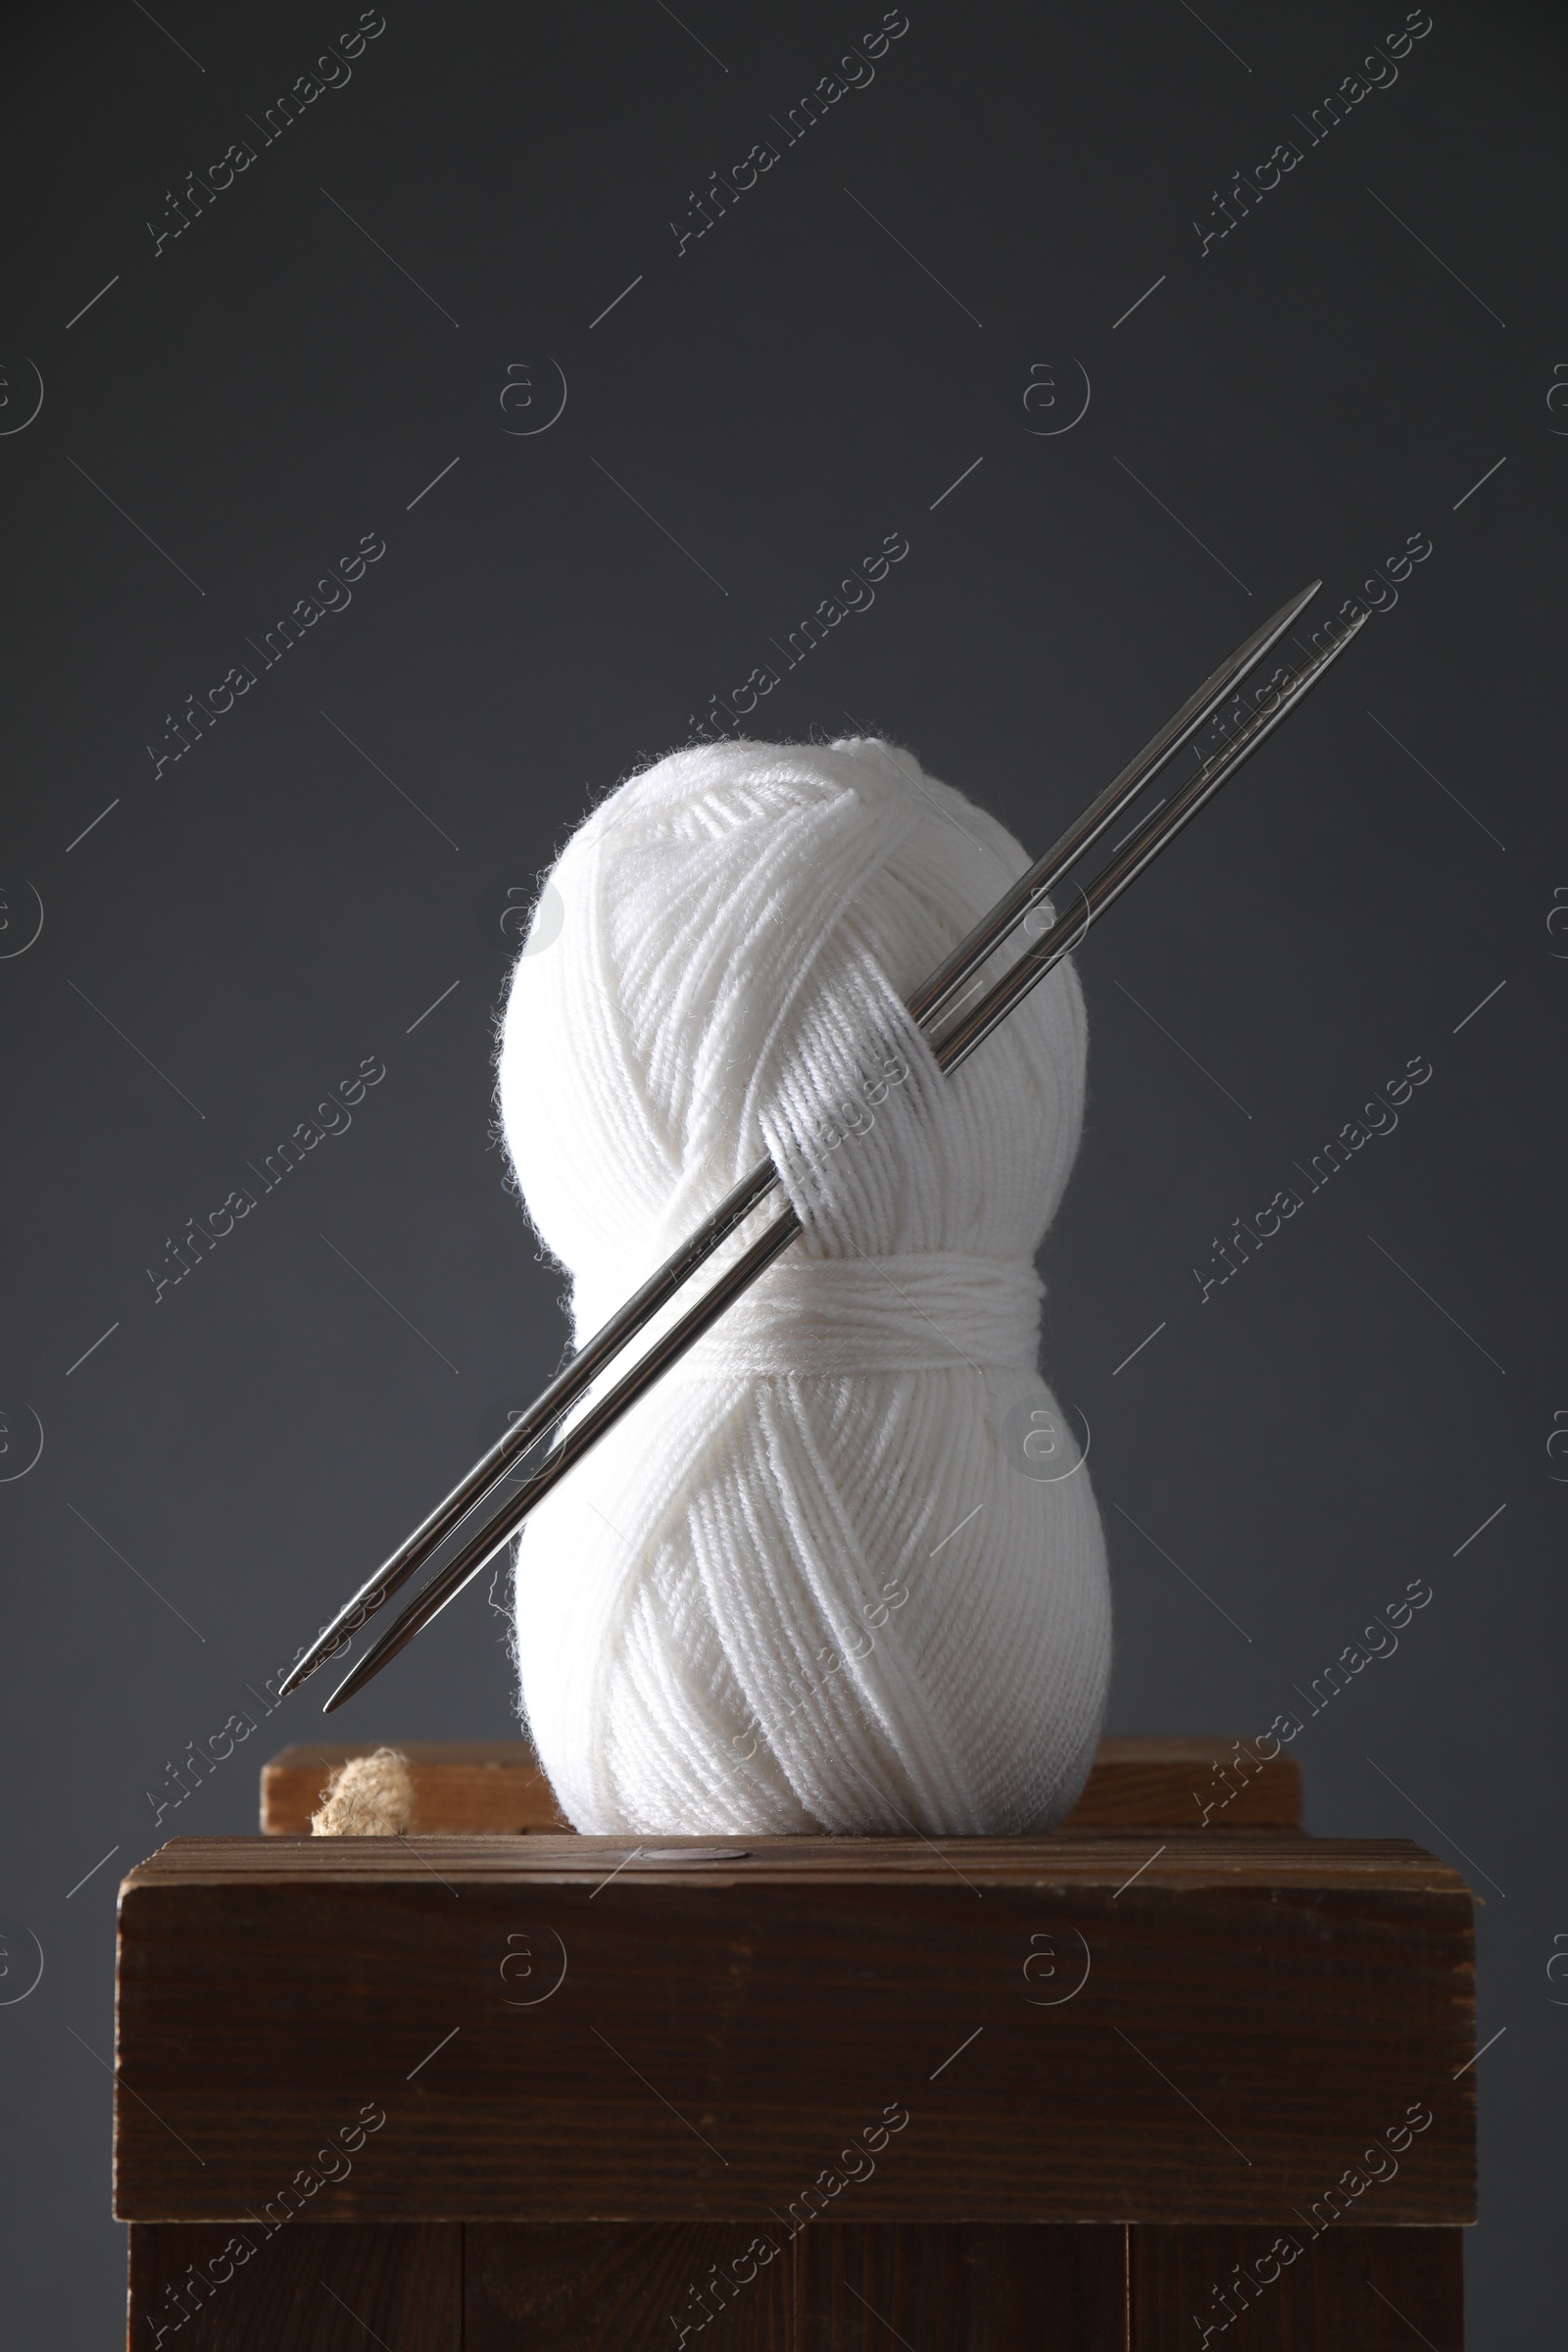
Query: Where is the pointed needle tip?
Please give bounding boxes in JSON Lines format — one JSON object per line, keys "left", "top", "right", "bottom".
{"left": 321, "top": 1650, "right": 376, "bottom": 1711}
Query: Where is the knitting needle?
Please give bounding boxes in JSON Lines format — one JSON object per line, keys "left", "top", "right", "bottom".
{"left": 319, "top": 610, "right": 1364, "bottom": 1712}
{"left": 282, "top": 581, "right": 1321, "bottom": 1697}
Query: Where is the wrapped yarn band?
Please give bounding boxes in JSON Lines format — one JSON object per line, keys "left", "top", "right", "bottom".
{"left": 671, "top": 1251, "right": 1045, "bottom": 1380}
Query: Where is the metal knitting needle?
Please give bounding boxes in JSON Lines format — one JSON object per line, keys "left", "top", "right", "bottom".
{"left": 282, "top": 581, "right": 1320, "bottom": 1697}
{"left": 319, "top": 610, "right": 1364, "bottom": 1713}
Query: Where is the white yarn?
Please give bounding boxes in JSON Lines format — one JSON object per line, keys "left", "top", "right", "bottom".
{"left": 497, "top": 736, "right": 1110, "bottom": 1837}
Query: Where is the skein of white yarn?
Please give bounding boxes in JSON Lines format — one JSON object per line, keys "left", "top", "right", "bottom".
{"left": 497, "top": 736, "right": 1110, "bottom": 1837}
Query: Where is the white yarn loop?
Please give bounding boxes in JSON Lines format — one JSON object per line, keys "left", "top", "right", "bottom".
{"left": 499, "top": 736, "right": 1110, "bottom": 1837}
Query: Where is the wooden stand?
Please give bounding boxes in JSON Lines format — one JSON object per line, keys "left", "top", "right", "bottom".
{"left": 117, "top": 1740, "right": 1474, "bottom": 2347}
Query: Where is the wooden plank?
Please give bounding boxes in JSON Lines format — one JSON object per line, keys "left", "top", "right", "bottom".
{"left": 796, "top": 2224, "right": 1129, "bottom": 2351}
{"left": 464, "top": 2221, "right": 1131, "bottom": 2350}
{"left": 261, "top": 1740, "right": 566, "bottom": 1835}
{"left": 466, "top": 2222, "right": 791, "bottom": 2350}
{"left": 1066, "top": 1738, "right": 1298, "bottom": 1831}
{"left": 1129, "top": 2223, "right": 1465, "bottom": 2347}
{"left": 114, "top": 1835, "right": 1473, "bottom": 2229}
{"left": 127, "top": 2221, "right": 460, "bottom": 2349}
{"left": 259, "top": 1737, "right": 1299, "bottom": 1837}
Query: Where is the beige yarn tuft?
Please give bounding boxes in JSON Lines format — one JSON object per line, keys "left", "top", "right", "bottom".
{"left": 311, "top": 1746, "right": 415, "bottom": 1836}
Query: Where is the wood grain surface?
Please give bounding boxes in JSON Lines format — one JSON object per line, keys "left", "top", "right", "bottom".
{"left": 1128, "top": 2222, "right": 1465, "bottom": 2348}
{"left": 126, "top": 2219, "right": 1463, "bottom": 2348}
{"left": 795, "top": 2222, "right": 1130, "bottom": 2352}
{"left": 115, "top": 1833, "right": 1473, "bottom": 2229}
{"left": 465, "top": 2221, "right": 792, "bottom": 2351}
{"left": 127, "top": 2220, "right": 461, "bottom": 2349}
{"left": 260, "top": 1735, "right": 1300, "bottom": 1836}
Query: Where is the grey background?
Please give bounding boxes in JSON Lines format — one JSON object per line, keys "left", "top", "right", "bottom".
{"left": 1, "top": 0, "right": 1560, "bottom": 2338}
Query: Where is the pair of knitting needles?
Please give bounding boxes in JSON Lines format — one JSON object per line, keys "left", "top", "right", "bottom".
{"left": 288, "top": 581, "right": 1360, "bottom": 1712}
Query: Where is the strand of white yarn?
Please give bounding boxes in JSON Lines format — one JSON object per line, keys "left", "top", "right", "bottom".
{"left": 498, "top": 736, "right": 1110, "bottom": 1837}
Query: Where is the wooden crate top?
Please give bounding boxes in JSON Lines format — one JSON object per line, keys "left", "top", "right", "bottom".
{"left": 135, "top": 1831, "right": 1444, "bottom": 1890}
{"left": 116, "top": 1831, "right": 1473, "bottom": 2230}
